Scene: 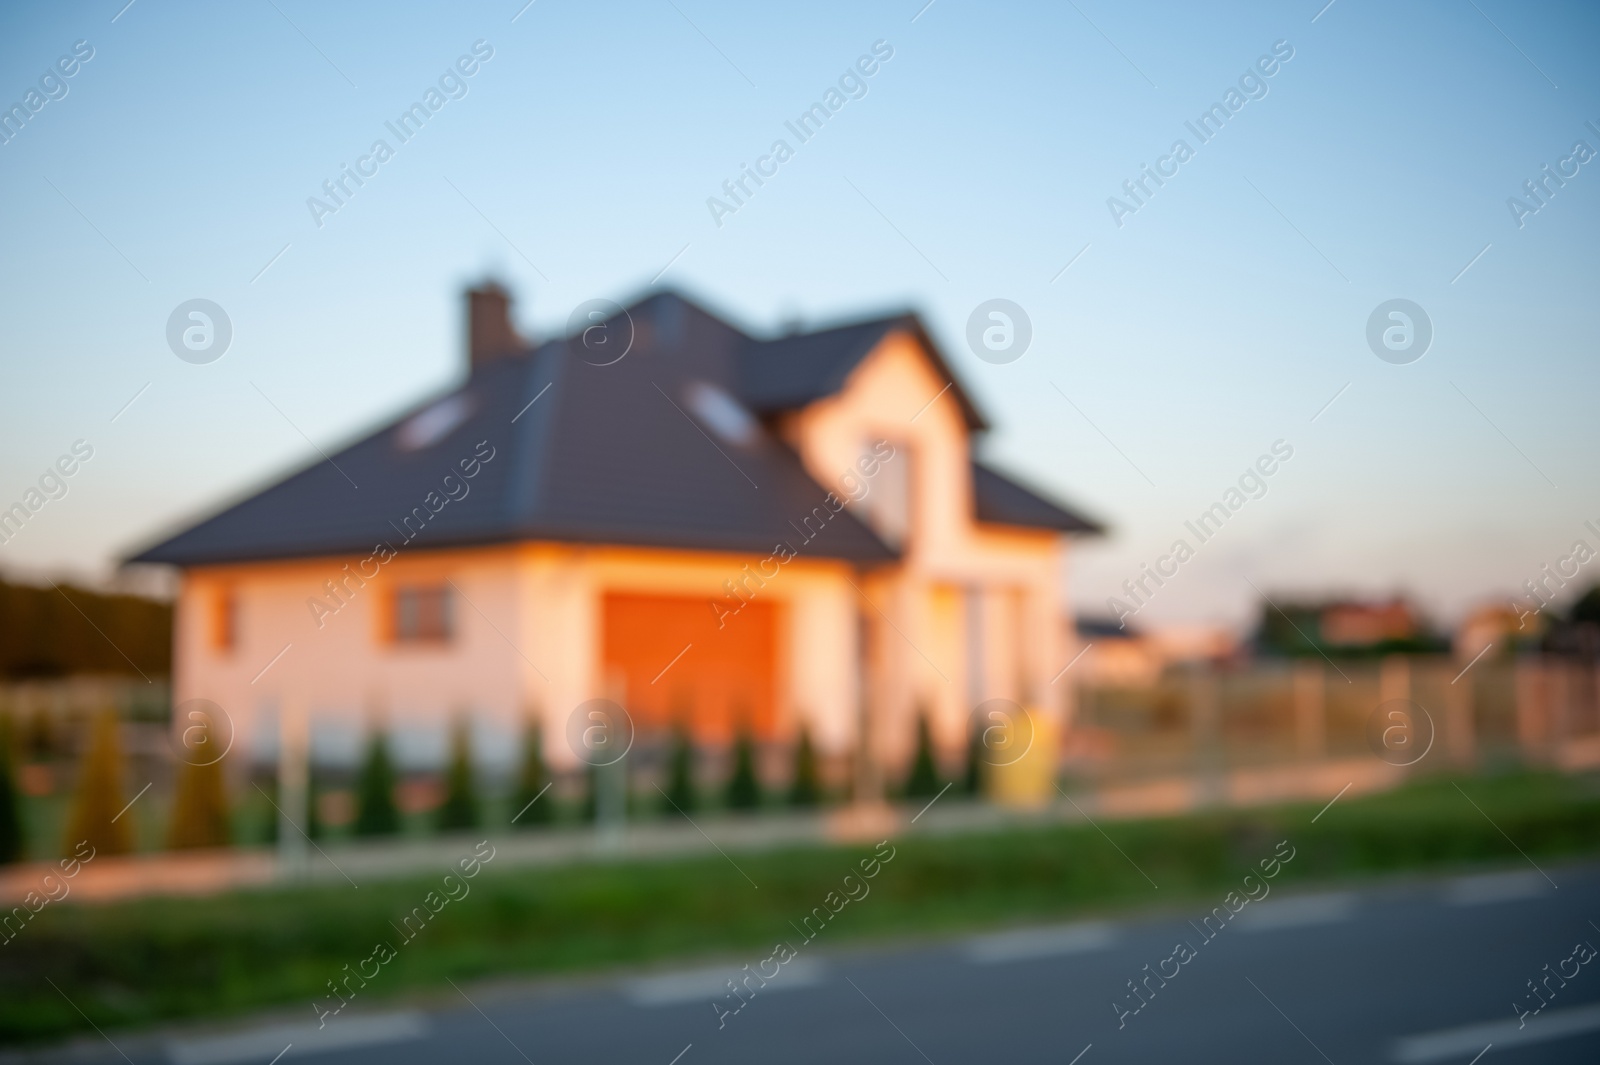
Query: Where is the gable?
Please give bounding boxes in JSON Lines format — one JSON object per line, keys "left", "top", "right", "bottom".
{"left": 778, "top": 328, "right": 1101, "bottom": 542}
{"left": 737, "top": 315, "right": 986, "bottom": 431}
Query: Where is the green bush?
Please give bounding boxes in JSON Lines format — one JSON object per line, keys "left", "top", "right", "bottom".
{"left": 962, "top": 716, "right": 984, "bottom": 797}
{"left": 662, "top": 725, "right": 696, "bottom": 815}
{"left": 511, "top": 718, "right": 554, "bottom": 827}
{"left": 165, "top": 727, "right": 230, "bottom": 851}
{"left": 354, "top": 732, "right": 400, "bottom": 837}
{"left": 724, "top": 730, "right": 761, "bottom": 811}
{"left": 788, "top": 724, "right": 821, "bottom": 807}
{"left": 63, "top": 709, "right": 132, "bottom": 856}
{"left": 436, "top": 718, "right": 479, "bottom": 832}
{"left": 255, "top": 774, "right": 279, "bottom": 845}
{"left": 305, "top": 767, "right": 322, "bottom": 841}
{"left": 903, "top": 712, "right": 941, "bottom": 799}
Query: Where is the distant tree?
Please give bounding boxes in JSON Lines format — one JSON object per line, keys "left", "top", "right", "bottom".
{"left": 511, "top": 716, "right": 554, "bottom": 827}
{"left": 64, "top": 708, "right": 133, "bottom": 856}
{"left": 1253, "top": 597, "right": 1445, "bottom": 658}
{"left": 903, "top": 712, "right": 941, "bottom": 799}
{"left": 724, "top": 728, "right": 761, "bottom": 811}
{"left": 0, "top": 713, "right": 24, "bottom": 863}
{"left": 436, "top": 717, "right": 479, "bottom": 831}
{"left": 1252, "top": 601, "right": 1326, "bottom": 658}
{"left": 1541, "top": 583, "right": 1600, "bottom": 658}
{"left": 0, "top": 577, "right": 171, "bottom": 680}
{"left": 354, "top": 730, "right": 401, "bottom": 836}
{"left": 1568, "top": 584, "right": 1600, "bottom": 625}
{"left": 787, "top": 724, "right": 821, "bottom": 807}
{"left": 166, "top": 721, "right": 230, "bottom": 849}
{"left": 661, "top": 724, "right": 697, "bottom": 815}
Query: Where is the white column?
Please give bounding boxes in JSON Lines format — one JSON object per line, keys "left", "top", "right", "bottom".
{"left": 530, "top": 551, "right": 598, "bottom": 771}
{"left": 788, "top": 575, "right": 857, "bottom": 756}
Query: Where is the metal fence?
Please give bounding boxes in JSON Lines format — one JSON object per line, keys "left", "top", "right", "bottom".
{"left": 1070, "top": 654, "right": 1600, "bottom": 783}
{"left": 7, "top": 657, "right": 1600, "bottom": 792}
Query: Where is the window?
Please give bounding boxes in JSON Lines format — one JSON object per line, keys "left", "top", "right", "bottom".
{"left": 393, "top": 585, "right": 453, "bottom": 643}
{"left": 397, "top": 394, "right": 473, "bottom": 451}
{"left": 683, "top": 381, "right": 758, "bottom": 446}
{"left": 854, "top": 439, "right": 911, "bottom": 548}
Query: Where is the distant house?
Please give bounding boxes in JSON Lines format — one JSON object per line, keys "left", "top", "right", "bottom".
{"left": 1455, "top": 603, "right": 1525, "bottom": 663}
{"left": 1254, "top": 595, "right": 1442, "bottom": 658}
{"left": 1069, "top": 616, "right": 1237, "bottom": 688}
{"left": 130, "top": 285, "right": 1100, "bottom": 782}
{"left": 1318, "top": 598, "right": 1421, "bottom": 649}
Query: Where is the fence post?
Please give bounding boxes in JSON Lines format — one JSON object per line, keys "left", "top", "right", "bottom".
{"left": 1379, "top": 655, "right": 1410, "bottom": 706}
{"left": 1550, "top": 659, "right": 1571, "bottom": 758}
{"left": 1292, "top": 660, "right": 1325, "bottom": 762}
{"left": 1514, "top": 657, "right": 1547, "bottom": 764}
{"left": 1445, "top": 663, "right": 1476, "bottom": 767}
{"left": 1189, "top": 669, "right": 1222, "bottom": 808}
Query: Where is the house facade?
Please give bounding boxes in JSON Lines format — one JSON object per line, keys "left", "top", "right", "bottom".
{"left": 132, "top": 286, "right": 1099, "bottom": 795}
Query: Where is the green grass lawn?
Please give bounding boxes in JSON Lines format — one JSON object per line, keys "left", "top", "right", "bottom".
{"left": 4, "top": 769, "right": 1598, "bottom": 1045}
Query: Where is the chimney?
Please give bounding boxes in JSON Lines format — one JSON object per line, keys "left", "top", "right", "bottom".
{"left": 465, "top": 281, "right": 524, "bottom": 371}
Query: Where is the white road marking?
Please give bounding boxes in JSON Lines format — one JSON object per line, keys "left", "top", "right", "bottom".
{"left": 964, "top": 920, "right": 1117, "bottom": 964}
{"left": 626, "top": 958, "right": 825, "bottom": 1006}
{"left": 1392, "top": 1002, "right": 1600, "bottom": 1063}
{"left": 165, "top": 1011, "right": 426, "bottom": 1065}
{"left": 1235, "top": 892, "right": 1355, "bottom": 932}
{"left": 1444, "top": 869, "right": 1550, "bottom": 906}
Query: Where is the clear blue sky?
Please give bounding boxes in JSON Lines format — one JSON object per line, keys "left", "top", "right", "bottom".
{"left": 1, "top": 0, "right": 1596, "bottom": 631}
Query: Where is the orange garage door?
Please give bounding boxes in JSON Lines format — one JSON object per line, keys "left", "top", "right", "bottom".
{"left": 601, "top": 592, "right": 779, "bottom": 742}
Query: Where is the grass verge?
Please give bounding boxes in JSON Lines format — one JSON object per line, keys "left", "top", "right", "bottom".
{"left": 4, "top": 769, "right": 1598, "bottom": 1044}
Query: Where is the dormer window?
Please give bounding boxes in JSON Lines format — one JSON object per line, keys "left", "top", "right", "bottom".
{"left": 684, "top": 382, "right": 758, "bottom": 446}
{"left": 397, "top": 394, "right": 473, "bottom": 451}
{"left": 854, "top": 439, "right": 910, "bottom": 548}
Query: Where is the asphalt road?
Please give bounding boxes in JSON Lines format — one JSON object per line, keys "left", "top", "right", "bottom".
{"left": 53, "top": 861, "right": 1600, "bottom": 1065}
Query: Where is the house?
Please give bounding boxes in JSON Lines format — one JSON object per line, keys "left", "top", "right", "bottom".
{"left": 129, "top": 284, "right": 1100, "bottom": 796}
{"left": 1254, "top": 595, "right": 1442, "bottom": 658}
{"left": 1318, "top": 597, "right": 1423, "bottom": 649}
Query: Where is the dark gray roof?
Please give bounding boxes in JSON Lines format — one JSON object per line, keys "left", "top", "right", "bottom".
{"left": 972, "top": 461, "right": 1103, "bottom": 534}
{"left": 128, "top": 291, "right": 1095, "bottom": 567}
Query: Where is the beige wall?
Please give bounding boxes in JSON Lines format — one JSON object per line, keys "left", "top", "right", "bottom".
{"left": 179, "top": 547, "right": 528, "bottom": 773}
{"left": 175, "top": 542, "right": 863, "bottom": 773}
